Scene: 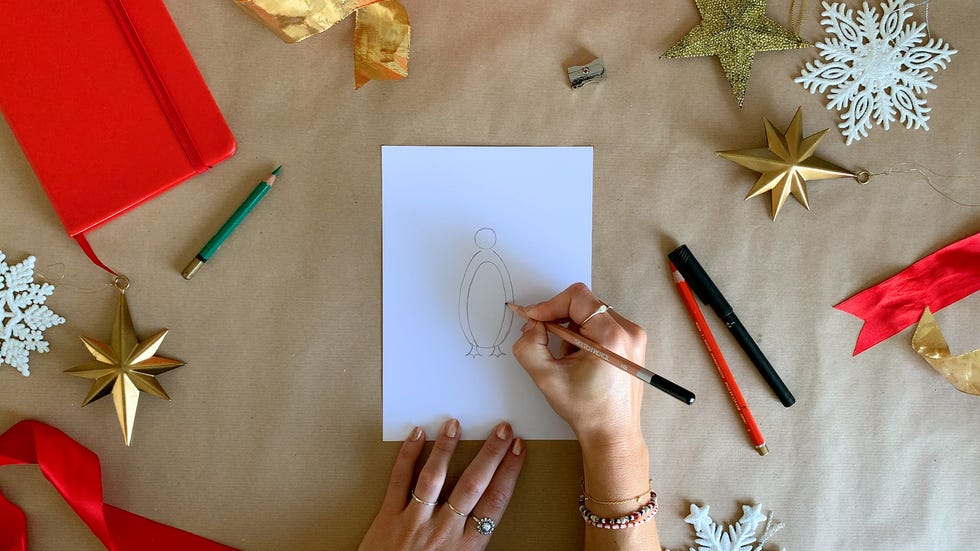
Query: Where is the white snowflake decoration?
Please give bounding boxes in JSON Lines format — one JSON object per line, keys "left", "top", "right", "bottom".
{"left": 795, "top": 0, "right": 956, "bottom": 144}
{"left": 0, "top": 251, "right": 65, "bottom": 376}
{"left": 667, "top": 503, "right": 786, "bottom": 551}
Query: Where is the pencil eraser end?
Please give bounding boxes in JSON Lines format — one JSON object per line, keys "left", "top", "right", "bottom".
{"left": 756, "top": 443, "right": 769, "bottom": 456}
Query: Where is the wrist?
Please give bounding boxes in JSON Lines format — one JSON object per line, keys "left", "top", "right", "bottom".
{"left": 577, "top": 425, "right": 646, "bottom": 456}
{"left": 579, "top": 432, "right": 651, "bottom": 517}
{"left": 579, "top": 430, "right": 649, "bottom": 477}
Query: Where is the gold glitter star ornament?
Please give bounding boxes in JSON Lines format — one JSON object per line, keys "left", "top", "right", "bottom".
{"left": 66, "top": 278, "right": 184, "bottom": 446}
{"left": 717, "top": 107, "right": 859, "bottom": 220}
{"left": 663, "top": 0, "right": 811, "bottom": 106}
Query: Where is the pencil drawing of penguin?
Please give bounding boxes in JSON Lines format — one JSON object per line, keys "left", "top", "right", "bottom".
{"left": 458, "top": 228, "right": 515, "bottom": 357}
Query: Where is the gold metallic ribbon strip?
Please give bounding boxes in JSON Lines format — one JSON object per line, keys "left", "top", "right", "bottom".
{"left": 911, "top": 308, "right": 980, "bottom": 396}
{"left": 235, "top": 0, "right": 410, "bottom": 89}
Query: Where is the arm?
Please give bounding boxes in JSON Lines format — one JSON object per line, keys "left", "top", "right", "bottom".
{"left": 512, "top": 283, "right": 661, "bottom": 550}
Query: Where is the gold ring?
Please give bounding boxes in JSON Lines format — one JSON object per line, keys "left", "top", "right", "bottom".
{"left": 411, "top": 491, "right": 438, "bottom": 506}
{"left": 447, "top": 502, "right": 468, "bottom": 517}
{"left": 581, "top": 304, "right": 611, "bottom": 325}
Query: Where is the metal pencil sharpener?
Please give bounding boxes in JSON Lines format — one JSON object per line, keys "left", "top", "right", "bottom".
{"left": 567, "top": 59, "right": 607, "bottom": 89}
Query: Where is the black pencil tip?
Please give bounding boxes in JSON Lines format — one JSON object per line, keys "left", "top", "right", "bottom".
{"left": 272, "top": 165, "right": 283, "bottom": 176}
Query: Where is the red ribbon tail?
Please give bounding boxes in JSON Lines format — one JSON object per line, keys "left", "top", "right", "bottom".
{"left": 75, "top": 234, "right": 119, "bottom": 276}
{"left": 836, "top": 232, "right": 980, "bottom": 355}
{"left": 0, "top": 494, "right": 27, "bottom": 551}
{"left": 105, "top": 505, "right": 237, "bottom": 551}
{"left": 0, "top": 420, "right": 236, "bottom": 551}
{"left": 835, "top": 291, "right": 926, "bottom": 355}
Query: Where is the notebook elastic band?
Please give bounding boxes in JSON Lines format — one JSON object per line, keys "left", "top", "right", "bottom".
{"left": 105, "top": 0, "right": 206, "bottom": 172}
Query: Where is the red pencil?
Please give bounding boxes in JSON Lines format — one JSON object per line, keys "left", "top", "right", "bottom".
{"left": 670, "top": 262, "right": 769, "bottom": 456}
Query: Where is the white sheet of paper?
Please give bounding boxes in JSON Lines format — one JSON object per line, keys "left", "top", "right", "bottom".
{"left": 382, "top": 146, "right": 593, "bottom": 441}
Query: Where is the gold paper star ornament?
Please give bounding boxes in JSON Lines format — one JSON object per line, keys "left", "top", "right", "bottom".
{"left": 67, "top": 281, "right": 184, "bottom": 446}
{"left": 663, "top": 0, "right": 811, "bottom": 106}
{"left": 717, "top": 107, "right": 859, "bottom": 220}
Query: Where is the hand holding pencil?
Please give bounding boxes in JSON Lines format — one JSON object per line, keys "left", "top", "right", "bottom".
{"left": 510, "top": 283, "right": 692, "bottom": 448}
{"left": 510, "top": 284, "right": 665, "bottom": 548}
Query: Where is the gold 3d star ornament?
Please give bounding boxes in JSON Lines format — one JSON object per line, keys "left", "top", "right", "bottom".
{"left": 717, "top": 107, "right": 861, "bottom": 220}
{"left": 663, "top": 0, "right": 811, "bottom": 106}
{"left": 66, "top": 277, "right": 184, "bottom": 446}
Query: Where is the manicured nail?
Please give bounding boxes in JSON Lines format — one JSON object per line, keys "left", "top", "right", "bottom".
{"left": 511, "top": 438, "right": 524, "bottom": 456}
{"left": 409, "top": 426, "right": 423, "bottom": 441}
{"left": 443, "top": 419, "right": 459, "bottom": 438}
{"left": 495, "top": 422, "right": 512, "bottom": 440}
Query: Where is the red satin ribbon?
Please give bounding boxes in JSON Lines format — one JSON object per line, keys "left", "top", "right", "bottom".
{"left": 835, "top": 232, "right": 980, "bottom": 355}
{"left": 74, "top": 235, "right": 119, "bottom": 277}
{"left": 0, "top": 420, "right": 237, "bottom": 551}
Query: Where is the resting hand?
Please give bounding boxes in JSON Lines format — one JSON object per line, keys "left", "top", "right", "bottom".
{"left": 359, "top": 420, "right": 525, "bottom": 551}
{"left": 512, "top": 283, "right": 647, "bottom": 449}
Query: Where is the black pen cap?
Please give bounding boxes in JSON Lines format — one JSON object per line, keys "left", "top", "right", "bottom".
{"left": 668, "top": 245, "right": 733, "bottom": 318}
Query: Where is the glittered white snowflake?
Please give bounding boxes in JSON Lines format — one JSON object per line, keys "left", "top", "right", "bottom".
{"left": 667, "top": 503, "right": 786, "bottom": 551}
{"left": 795, "top": 0, "right": 956, "bottom": 144}
{"left": 0, "top": 251, "right": 65, "bottom": 376}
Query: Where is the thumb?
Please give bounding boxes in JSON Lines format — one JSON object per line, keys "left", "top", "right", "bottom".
{"left": 512, "top": 319, "right": 557, "bottom": 377}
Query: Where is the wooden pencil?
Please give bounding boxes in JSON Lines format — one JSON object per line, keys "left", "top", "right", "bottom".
{"left": 507, "top": 303, "right": 695, "bottom": 405}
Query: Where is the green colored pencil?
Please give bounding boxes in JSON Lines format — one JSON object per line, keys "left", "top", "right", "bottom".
{"left": 181, "top": 165, "right": 282, "bottom": 280}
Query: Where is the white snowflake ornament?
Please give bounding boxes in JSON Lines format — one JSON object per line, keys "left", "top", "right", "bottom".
{"left": 667, "top": 503, "right": 786, "bottom": 551}
{"left": 0, "top": 251, "right": 65, "bottom": 376}
{"left": 796, "top": 0, "right": 956, "bottom": 144}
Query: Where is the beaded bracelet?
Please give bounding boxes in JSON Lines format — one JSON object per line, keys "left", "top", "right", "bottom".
{"left": 580, "top": 477, "right": 654, "bottom": 505}
{"left": 578, "top": 491, "right": 659, "bottom": 530}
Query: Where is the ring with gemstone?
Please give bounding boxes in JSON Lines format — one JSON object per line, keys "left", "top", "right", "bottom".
{"left": 471, "top": 515, "right": 496, "bottom": 536}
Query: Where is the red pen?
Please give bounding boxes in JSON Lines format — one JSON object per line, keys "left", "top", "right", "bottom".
{"left": 670, "top": 262, "right": 769, "bottom": 456}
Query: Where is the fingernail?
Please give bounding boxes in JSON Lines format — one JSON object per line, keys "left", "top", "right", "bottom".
{"left": 443, "top": 419, "right": 459, "bottom": 438}
{"left": 495, "top": 422, "right": 512, "bottom": 440}
{"left": 409, "top": 426, "right": 423, "bottom": 441}
{"left": 511, "top": 438, "right": 524, "bottom": 456}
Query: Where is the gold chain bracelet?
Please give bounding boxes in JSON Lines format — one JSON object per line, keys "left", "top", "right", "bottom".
{"left": 580, "top": 477, "right": 653, "bottom": 505}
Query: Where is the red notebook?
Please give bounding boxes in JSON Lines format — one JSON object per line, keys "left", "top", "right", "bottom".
{"left": 0, "top": 0, "right": 235, "bottom": 247}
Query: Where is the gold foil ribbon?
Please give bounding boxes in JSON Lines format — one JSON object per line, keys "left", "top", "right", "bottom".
{"left": 235, "top": 0, "right": 410, "bottom": 89}
{"left": 911, "top": 308, "right": 980, "bottom": 396}
{"left": 354, "top": 1, "right": 410, "bottom": 88}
